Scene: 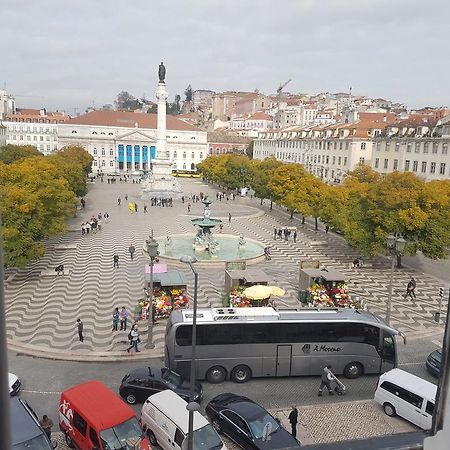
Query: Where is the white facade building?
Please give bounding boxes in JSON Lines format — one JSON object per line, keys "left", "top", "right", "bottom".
{"left": 371, "top": 116, "right": 450, "bottom": 181}
{"left": 57, "top": 110, "right": 208, "bottom": 174}
{"left": 0, "top": 122, "right": 6, "bottom": 147}
{"left": 254, "top": 113, "right": 397, "bottom": 184}
{"left": 229, "top": 112, "right": 273, "bottom": 137}
{"left": 0, "top": 90, "right": 16, "bottom": 119}
{"left": 4, "top": 108, "right": 69, "bottom": 155}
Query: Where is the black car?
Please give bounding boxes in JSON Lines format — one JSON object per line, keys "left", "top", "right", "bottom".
{"left": 206, "top": 393, "right": 300, "bottom": 449}
{"left": 426, "top": 349, "right": 442, "bottom": 376}
{"left": 119, "top": 366, "right": 203, "bottom": 404}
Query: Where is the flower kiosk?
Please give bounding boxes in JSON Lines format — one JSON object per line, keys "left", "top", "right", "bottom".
{"left": 299, "top": 267, "right": 360, "bottom": 308}
{"left": 140, "top": 265, "right": 189, "bottom": 320}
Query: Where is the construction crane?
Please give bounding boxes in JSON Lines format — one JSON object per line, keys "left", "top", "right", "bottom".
{"left": 277, "top": 79, "right": 292, "bottom": 100}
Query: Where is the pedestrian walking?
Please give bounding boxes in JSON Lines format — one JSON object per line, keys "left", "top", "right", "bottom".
{"left": 126, "top": 324, "right": 140, "bottom": 353}
{"left": 405, "top": 277, "right": 416, "bottom": 299}
{"left": 119, "top": 306, "right": 129, "bottom": 331}
{"left": 274, "top": 228, "right": 277, "bottom": 240}
{"left": 187, "top": 203, "right": 191, "bottom": 213}
{"left": 80, "top": 198, "right": 85, "bottom": 209}
{"left": 318, "top": 364, "right": 334, "bottom": 396}
{"left": 293, "top": 230, "right": 297, "bottom": 243}
{"left": 117, "top": 197, "right": 121, "bottom": 206}
{"left": 125, "top": 194, "right": 128, "bottom": 201}
{"left": 144, "top": 205, "right": 148, "bottom": 213}
{"left": 228, "top": 213, "right": 231, "bottom": 223}
{"left": 129, "top": 244, "right": 136, "bottom": 260}
{"left": 288, "top": 406, "right": 298, "bottom": 439}
{"left": 264, "top": 247, "right": 271, "bottom": 261}
{"left": 134, "top": 202, "right": 138, "bottom": 212}
{"left": 112, "top": 307, "right": 120, "bottom": 331}
{"left": 76, "top": 318, "right": 84, "bottom": 342}
{"left": 113, "top": 254, "right": 119, "bottom": 268}
{"left": 277, "top": 229, "right": 282, "bottom": 239}
{"left": 325, "top": 225, "right": 330, "bottom": 233}
{"left": 39, "top": 415, "right": 53, "bottom": 441}
{"left": 81, "top": 223, "right": 85, "bottom": 235}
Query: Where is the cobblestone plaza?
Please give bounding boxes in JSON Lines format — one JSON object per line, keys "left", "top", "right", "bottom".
{"left": 4, "top": 177, "right": 447, "bottom": 359}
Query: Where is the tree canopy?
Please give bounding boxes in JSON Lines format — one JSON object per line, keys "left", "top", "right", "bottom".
{"left": 0, "top": 144, "right": 43, "bottom": 164}
{"left": 0, "top": 145, "right": 92, "bottom": 267}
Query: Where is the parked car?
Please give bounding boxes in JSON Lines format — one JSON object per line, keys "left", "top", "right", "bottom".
{"left": 10, "top": 397, "right": 57, "bottom": 449}
{"left": 205, "top": 393, "right": 300, "bottom": 449}
{"left": 9, "top": 372, "right": 21, "bottom": 396}
{"left": 119, "top": 366, "right": 203, "bottom": 405}
{"left": 426, "top": 348, "right": 442, "bottom": 376}
{"left": 374, "top": 368, "right": 437, "bottom": 430}
{"left": 141, "top": 390, "right": 226, "bottom": 450}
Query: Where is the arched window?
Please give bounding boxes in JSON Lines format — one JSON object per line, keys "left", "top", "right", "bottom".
{"left": 92, "top": 131, "right": 98, "bottom": 135}
{"left": 72, "top": 130, "right": 77, "bottom": 133}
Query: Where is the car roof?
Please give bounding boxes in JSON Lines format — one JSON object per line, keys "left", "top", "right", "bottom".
{"left": 128, "top": 367, "right": 165, "bottom": 381}
{"left": 214, "top": 393, "right": 266, "bottom": 421}
{"left": 10, "top": 397, "right": 43, "bottom": 444}
{"left": 380, "top": 369, "right": 437, "bottom": 399}
{"left": 62, "top": 380, "right": 135, "bottom": 430}
{"left": 144, "top": 390, "right": 208, "bottom": 433}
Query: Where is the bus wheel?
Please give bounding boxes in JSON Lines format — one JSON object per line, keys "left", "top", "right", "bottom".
{"left": 343, "top": 362, "right": 363, "bottom": 379}
{"left": 206, "top": 366, "right": 227, "bottom": 384}
{"left": 231, "top": 365, "right": 252, "bottom": 383}
{"left": 383, "top": 402, "right": 396, "bottom": 417}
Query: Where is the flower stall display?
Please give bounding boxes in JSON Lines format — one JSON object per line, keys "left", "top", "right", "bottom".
{"left": 139, "top": 287, "right": 190, "bottom": 320}
{"left": 307, "top": 281, "right": 359, "bottom": 308}
{"left": 229, "top": 286, "right": 252, "bottom": 307}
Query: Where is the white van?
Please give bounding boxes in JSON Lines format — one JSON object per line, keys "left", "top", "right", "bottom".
{"left": 374, "top": 368, "right": 437, "bottom": 430}
{"left": 141, "top": 390, "right": 227, "bottom": 450}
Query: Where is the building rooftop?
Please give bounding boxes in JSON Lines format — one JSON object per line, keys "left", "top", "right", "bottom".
{"left": 66, "top": 110, "right": 202, "bottom": 132}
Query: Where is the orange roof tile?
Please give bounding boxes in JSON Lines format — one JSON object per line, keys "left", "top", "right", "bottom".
{"left": 247, "top": 112, "right": 273, "bottom": 121}
{"left": 66, "top": 110, "right": 201, "bottom": 131}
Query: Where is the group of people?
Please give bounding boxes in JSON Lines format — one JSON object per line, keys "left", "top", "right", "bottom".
{"left": 112, "top": 306, "right": 130, "bottom": 331}
{"left": 274, "top": 227, "right": 297, "bottom": 243}
{"left": 81, "top": 212, "right": 109, "bottom": 235}
{"left": 216, "top": 191, "right": 237, "bottom": 201}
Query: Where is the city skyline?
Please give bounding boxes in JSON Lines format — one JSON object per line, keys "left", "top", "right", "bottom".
{"left": 2, "top": 0, "right": 450, "bottom": 112}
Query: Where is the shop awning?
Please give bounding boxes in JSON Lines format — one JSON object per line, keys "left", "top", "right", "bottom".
{"left": 145, "top": 270, "right": 188, "bottom": 287}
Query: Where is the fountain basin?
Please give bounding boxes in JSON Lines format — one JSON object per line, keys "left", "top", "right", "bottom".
{"left": 153, "top": 233, "right": 266, "bottom": 267}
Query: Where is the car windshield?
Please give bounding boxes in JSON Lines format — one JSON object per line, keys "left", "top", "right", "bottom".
{"left": 248, "top": 413, "right": 280, "bottom": 440}
{"left": 100, "top": 417, "right": 143, "bottom": 450}
{"left": 192, "top": 424, "right": 223, "bottom": 449}
{"left": 161, "top": 368, "right": 182, "bottom": 388}
{"left": 13, "top": 434, "right": 52, "bottom": 450}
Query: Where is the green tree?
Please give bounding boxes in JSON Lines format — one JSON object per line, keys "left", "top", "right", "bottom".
{"left": 56, "top": 145, "right": 93, "bottom": 176}
{"left": 0, "top": 157, "right": 77, "bottom": 267}
{"left": 184, "top": 84, "right": 193, "bottom": 102}
{"left": 0, "top": 144, "right": 42, "bottom": 164}
{"left": 250, "top": 158, "right": 284, "bottom": 207}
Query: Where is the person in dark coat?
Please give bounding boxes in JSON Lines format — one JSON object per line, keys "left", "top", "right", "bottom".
{"left": 288, "top": 406, "right": 298, "bottom": 438}
{"left": 318, "top": 364, "right": 334, "bottom": 396}
{"left": 76, "top": 318, "right": 84, "bottom": 342}
{"left": 405, "top": 277, "right": 416, "bottom": 299}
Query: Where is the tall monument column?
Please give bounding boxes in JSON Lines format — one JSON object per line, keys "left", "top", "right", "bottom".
{"left": 156, "top": 82, "right": 168, "bottom": 158}
{"left": 141, "top": 62, "right": 182, "bottom": 200}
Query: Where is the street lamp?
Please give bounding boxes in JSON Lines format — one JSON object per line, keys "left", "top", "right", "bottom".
{"left": 146, "top": 237, "right": 159, "bottom": 349}
{"left": 179, "top": 255, "right": 199, "bottom": 450}
{"left": 386, "top": 234, "right": 406, "bottom": 324}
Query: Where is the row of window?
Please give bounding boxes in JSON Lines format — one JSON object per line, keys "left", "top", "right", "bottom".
{"left": 376, "top": 141, "right": 449, "bottom": 155}
{"left": 380, "top": 381, "right": 434, "bottom": 413}
{"left": 92, "top": 148, "right": 204, "bottom": 159}
{"left": 276, "top": 152, "right": 349, "bottom": 167}
{"left": 374, "top": 158, "right": 447, "bottom": 175}
{"left": 9, "top": 135, "right": 56, "bottom": 142}
{"left": 9, "top": 125, "right": 56, "bottom": 133}
{"left": 175, "top": 322, "right": 381, "bottom": 347}
{"left": 92, "top": 160, "right": 197, "bottom": 171}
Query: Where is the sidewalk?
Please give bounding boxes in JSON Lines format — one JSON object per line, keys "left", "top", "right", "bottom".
{"left": 272, "top": 399, "right": 416, "bottom": 445}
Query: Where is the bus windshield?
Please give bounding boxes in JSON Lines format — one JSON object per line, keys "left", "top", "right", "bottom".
{"left": 100, "top": 417, "right": 143, "bottom": 450}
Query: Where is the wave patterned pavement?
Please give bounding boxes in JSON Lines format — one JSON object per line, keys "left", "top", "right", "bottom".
{"left": 4, "top": 178, "right": 447, "bottom": 359}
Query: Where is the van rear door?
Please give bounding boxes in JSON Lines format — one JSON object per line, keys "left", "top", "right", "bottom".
{"left": 420, "top": 400, "right": 434, "bottom": 430}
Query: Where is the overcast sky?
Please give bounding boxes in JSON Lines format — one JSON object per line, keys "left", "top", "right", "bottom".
{"left": 2, "top": 0, "right": 449, "bottom": 113}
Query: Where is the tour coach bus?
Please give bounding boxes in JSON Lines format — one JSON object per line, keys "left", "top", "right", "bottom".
{"left": 165, "top": 307, "right": 404, "bottom": 384}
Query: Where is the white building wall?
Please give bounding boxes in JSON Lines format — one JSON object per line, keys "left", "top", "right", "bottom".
{"left": 5, "top": 121, "right": 59, "bottom": 154}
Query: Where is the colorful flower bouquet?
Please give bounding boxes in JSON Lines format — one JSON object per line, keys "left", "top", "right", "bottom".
{"left": 229, "top": 286, "right": 252, "bottom": 307}
{"left": 171, "top": 289, "right": 189, "bottom": 309}
{"left": 307, "top": 282, "right": 359, "bottom": 308}
{"left": 307, "top": 283, "right": 334, "bottom": 307}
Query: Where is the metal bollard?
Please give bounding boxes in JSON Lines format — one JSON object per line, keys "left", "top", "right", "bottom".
{"left": 434, "top": 311, "right": 440, "bottom": 323}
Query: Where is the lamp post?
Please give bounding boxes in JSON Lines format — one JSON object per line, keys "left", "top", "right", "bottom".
{"left": 179, "top": 255, "right": 199, "bottom": 450}
{"left": 146, "top": 237, "right": 159, "bottom": 349}
{"left": 386, "top": 234, "right": 406, "bottom": 324}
